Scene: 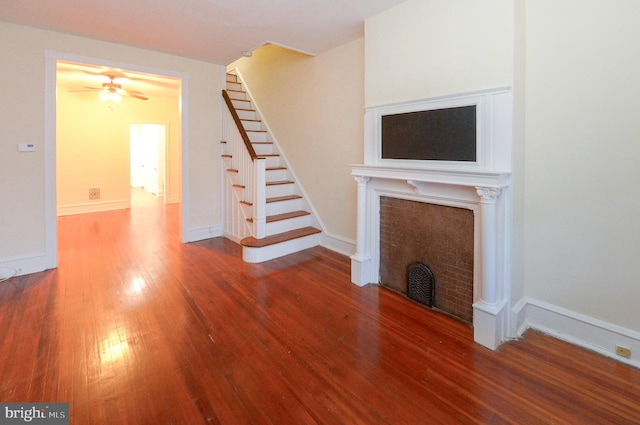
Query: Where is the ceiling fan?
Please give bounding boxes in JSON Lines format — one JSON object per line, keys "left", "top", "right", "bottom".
{"left": 73, "top": 72, "right": 148, "bottom": 101}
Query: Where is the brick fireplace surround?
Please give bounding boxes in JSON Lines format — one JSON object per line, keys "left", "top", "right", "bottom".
{"left": 379, "top": 197, "right": 474, "bottom": 324}
{"left": 350, "top": 87, "right": 513, "bottom": 350}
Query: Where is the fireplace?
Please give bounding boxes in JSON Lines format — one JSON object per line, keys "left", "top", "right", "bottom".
{"left": 380, "top": 197, "right": 474, "bottom": 323}
{"left": 350, "top": 87, "right": 513, "bottom": 350}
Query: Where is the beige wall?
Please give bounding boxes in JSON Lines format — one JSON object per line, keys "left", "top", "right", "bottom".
{"left": 0, "top": 22, "right": 223, "bottom": 270}
{"left": 56, "top": 90, "right": 180, "bottom": 213}
{"left": 229, "top": 39, "right": 365, "bottom": 244}
{"left": 364, "top": 0, "right": 640, "bottom": 335}
{"left": 365, "top": 0, "right": 514, "bottom": 107}
{"left": 524, "top": 0, "right": 640, "bottom": 330}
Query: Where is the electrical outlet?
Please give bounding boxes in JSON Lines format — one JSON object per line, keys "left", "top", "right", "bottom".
{"left": 89, "top": 188, "right": 101, "bottom": 200}
{"left": 616, "top": 345, "right": 631, "bottom": 359}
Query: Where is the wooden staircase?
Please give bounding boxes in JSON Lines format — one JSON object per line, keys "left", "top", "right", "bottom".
{"left": 222, "top": 71, "right": 321, "bottom": 263}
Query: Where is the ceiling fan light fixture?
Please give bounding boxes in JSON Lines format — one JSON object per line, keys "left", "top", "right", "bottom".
{"left": 99, "top": 89, "right": 122, "bottom": 103}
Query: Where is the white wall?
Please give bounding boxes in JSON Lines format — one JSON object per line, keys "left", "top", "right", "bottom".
{"left": 0, "top": 22, "right": 224, "bottom": 276}
{"left": 228, "top": 39, "right": 365, "bottom": 250}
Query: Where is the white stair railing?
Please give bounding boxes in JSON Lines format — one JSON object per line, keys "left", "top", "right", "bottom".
{"left": 222, "top": 89, "right": 267, "bottom": 241}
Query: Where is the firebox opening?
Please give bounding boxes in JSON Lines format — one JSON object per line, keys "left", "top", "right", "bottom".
{"left": 407, "top": 262, "right": 435, "bottom": 308}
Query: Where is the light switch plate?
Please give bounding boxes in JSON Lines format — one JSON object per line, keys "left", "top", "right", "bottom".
{"left": 18, "top": 143, "right": 35, "bottom": 152}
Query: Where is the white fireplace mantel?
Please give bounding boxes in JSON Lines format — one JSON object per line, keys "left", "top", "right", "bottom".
{"left": 351, "top": 87, "right": 513, "bottom": 351}
{"left": 350, "top": 164, "right": 510, "bottom": 188}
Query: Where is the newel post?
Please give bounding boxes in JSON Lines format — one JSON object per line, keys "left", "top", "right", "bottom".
{"left": 252, "top": 158, "right": 267, "bottom": 239}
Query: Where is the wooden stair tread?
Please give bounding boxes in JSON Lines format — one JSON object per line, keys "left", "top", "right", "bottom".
{"left": 247, "top": 210, "right": 310, "bottom": 224}
{"left": 267, "top": 195, "right": 301, "bottom": 203}
{"left": 267, "top": 180, "right": 293, "bottom": 186}
{"left": 241, "top": 227, "right": 321, "bottom": 248}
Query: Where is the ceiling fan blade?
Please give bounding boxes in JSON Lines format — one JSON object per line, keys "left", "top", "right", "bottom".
{"left": 126, "top": 92, "right": 149, "bottom": 101}
{"left": 67, "top": 86, "right": 102, "bottom": 92}
{"left": 119, "top": 88, "right": 148, "bottom": 100}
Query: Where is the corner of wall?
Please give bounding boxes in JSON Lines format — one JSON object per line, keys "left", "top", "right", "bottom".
{"left": 511, "top": 296, "right": 640, "bottom": 369}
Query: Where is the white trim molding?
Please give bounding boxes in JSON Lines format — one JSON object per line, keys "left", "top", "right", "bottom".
{"left": 513, "top": 297, "right": 640, "bottom": 369}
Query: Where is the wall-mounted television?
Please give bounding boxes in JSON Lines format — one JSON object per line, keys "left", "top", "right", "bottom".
{"left": 381, "top": 105, "right": 476, "bottom": 162}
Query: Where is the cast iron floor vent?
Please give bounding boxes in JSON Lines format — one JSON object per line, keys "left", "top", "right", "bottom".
{"left": 407, "top": 262, "right": 435, "bottom": 308}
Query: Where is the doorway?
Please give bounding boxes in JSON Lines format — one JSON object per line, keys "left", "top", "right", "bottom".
{"left": 130, "top": 124, "right": 167, "bottom": 201}
{"left": 45, "top": 51, "right": 190, "bottom": 269}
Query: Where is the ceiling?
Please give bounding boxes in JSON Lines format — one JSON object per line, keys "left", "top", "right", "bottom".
{"left": 56, "top": 61, "right": 181, "bottom": 100}
{"left": 1, "top": 0, "right": 407, "bottom": 101}
{"left": 0, "top": 0, "right": 407, "bottom": 65}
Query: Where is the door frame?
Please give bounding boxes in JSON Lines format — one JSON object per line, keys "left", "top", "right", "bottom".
{"left": 44, "top": 50, "right": 190, "bottom": 269}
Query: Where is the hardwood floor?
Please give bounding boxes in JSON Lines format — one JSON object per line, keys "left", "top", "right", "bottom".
{"left": 1, "top": 189, "right": 639, "bottom": 424}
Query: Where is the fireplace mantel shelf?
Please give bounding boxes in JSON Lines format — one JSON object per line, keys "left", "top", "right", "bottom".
{"left": 351, "top": 164, "right": 511, "bottom": 188}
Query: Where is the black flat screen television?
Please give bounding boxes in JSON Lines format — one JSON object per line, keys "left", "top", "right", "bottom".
{"left": 381, "top": 105, "right": 476, "bottom": 161}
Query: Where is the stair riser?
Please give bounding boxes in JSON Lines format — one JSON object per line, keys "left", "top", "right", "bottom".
{"left": 242, "top": 233, "right": 320, "bottom": 263}
{"left": 253, "top": 143, "right": 275, "bottom": 156}
{"left": 266, "top": 169, "right": 288, "bottom": 181}
{"left": 266, "top": 183, "right": 295, "bottom": 199}
{"left": 232, "top": 99, "right": 252, "bottom": 110}
{"left": 241, "top": 120, "right": 263, "bottom": 131}
{"left": 247, "top": 132, "right": 268, "bottom": 143}
{"left": 266, "top": 198, "right": 303, "bottom": 215}
{"left": 261, "top": 156, "right": 282, "bottom": 168}
{"left": 236, "top": 110, "right": 257, "bottom": 120}
{"left": 227, "top": 90, "right": 247, "bottom": 100}
{"left": 266, "top": 215, "right": 312, "bottom": 236}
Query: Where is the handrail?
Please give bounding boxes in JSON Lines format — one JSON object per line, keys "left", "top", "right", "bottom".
{"left": 222, "top": 90, "right": 258, "bottom": 160}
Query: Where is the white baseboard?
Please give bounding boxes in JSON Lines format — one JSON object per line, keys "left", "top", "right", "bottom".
{"left": 185, "top": 225, "right": 224, "bottom": 243}
{"left": 166, "top": 194, "right": 180, "bottom": 204}
{"left": 57, "top": 199, "right": 129, "bottom": 216}
{"left": 512, "top": 297, "right": 640, "bottom": 369}
{"left": 0, "top": 253, "right": 50, "bottom": 280}
{"left": 320, "top": 232, "right": 355, "bottom": 257}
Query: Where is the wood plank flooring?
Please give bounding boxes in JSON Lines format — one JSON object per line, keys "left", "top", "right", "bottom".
{"left": 1, "top": 189, "right": 639, "bottom": 424}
